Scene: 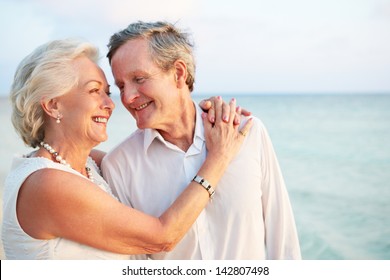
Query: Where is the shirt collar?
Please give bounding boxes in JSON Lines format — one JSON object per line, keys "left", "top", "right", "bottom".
{"left": 192, "top": 102, "right": 205, "bottom": 150}
{"left": 143, "top": 101, "right": 205, "bottom": 154}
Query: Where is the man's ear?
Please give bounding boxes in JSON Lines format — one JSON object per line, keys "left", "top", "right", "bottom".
{"left": 173, "top": 60, "right": 188, "bottom": 89}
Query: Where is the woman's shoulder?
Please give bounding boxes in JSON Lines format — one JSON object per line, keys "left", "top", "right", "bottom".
{"left": 6, "top": 155, "right": 93, "bottom": 193}
{"left": 6, "top": 155, "right": 63, "bottom": 185}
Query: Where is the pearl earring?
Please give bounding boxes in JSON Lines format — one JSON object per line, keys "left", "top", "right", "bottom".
{"left": 56, "top": 114, "right": 61, "bottom": 124}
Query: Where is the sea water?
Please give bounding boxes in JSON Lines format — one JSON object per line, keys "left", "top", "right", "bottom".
{"left": 1, "top": 94, "right": 389, "bottom": 260}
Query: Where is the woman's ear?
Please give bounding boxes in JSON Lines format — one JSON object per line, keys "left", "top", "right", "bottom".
{"left": 40, "top": 97, "right": 60, "bottom": 120}
{"left": 173, "top": 60, "right": 188, "bottom": 89}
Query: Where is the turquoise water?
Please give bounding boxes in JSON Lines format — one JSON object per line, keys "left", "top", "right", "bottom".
{"left": 226, "top": 94, "right": 390, "bottom": 260}
{"left": 1, "top": 94, "right": 389, "bottom": 259}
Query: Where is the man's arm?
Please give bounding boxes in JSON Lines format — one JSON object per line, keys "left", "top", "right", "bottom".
{"left": 258, "top": 121, "right": 302, "bottom": 259}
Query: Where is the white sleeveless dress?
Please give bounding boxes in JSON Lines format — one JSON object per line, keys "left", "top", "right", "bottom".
{"left": 1, "top": 155, "right": 129, "bottom": 260}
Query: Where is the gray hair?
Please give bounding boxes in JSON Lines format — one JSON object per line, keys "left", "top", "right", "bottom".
{"left": 10, "top": 39, "right": 99, "bottom": 148}
{"left": 107, "top": 21, "right": 196, "bottom": 92}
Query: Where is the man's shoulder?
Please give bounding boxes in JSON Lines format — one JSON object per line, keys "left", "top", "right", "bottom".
{"left": 239, "top": 115, "right": 265, "bottom": 133}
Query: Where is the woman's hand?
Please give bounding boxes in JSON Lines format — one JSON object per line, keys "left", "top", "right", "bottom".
{"left": 199, "top": 96, "right": 251, "bottom": 125}
{"left": 202, "top": 97, "right": 253, "bottom": 164}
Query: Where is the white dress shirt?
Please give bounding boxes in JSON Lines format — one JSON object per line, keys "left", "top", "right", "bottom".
{"left": 102, "top": 103, "right": 301, "bottom": 260}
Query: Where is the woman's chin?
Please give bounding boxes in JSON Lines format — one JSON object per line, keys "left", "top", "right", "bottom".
{"left": 91, "top": 135, "right": 108, "bottom": 147}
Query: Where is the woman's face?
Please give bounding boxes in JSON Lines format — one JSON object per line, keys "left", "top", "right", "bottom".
{"left": 56, "top": 56, "right": 115, "bottom": 147}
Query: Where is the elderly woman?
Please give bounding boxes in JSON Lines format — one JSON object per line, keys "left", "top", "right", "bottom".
{"left": 2, "top": 39, "right": 252, "bottom": 259}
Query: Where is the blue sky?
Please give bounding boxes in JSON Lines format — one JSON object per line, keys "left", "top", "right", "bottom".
{"left": 1, "top": 0, "right": 389, "bottom": 96}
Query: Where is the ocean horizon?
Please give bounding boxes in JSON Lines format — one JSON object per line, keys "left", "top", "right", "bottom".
{"left": 1, "top": 93, "right": 389, "bottom": 260}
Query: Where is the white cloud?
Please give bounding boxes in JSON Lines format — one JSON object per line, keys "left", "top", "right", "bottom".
{"left": 0, "top": 1, "right": 53, "bottom": 60}
{"left": 0, "top": 0, "right": 55, "bottom": 93}
{"left": 192, "top": 0, "right": 390, "bottom": 93}
{"left": 36, "top": 0, "right": 197, "bottom": 25}
{"left": 1, "top": 0, "right": 389, "bottom": 95}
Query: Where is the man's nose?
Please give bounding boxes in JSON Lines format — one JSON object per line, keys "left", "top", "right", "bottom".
{"left": 121, "top": 85, "right": 139, "bottom": 104}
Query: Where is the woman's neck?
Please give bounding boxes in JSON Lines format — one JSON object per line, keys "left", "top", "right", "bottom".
{"left": 36, "top": 139, "right": 92, "bottom": 175}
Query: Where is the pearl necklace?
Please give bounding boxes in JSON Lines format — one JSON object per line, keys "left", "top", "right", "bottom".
{"left": 39, "top": 141, "right": 94, "bottom": 182}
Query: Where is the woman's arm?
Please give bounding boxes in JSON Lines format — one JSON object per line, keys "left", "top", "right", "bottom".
{"left": 156, "top": 97, "right": 253, "bottom": 250}
{"left": 16, "top": 98, "right": 253, "bottom": 255}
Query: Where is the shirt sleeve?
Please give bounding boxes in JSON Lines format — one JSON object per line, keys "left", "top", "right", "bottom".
{"left": 101, "top": 154, "right": 122, "bottom": 202}
{"left": 101, "top": 153, "right": 148, "bottom": 260}
{"left": 258, "top": 122, "right": 302, "bottom": 259}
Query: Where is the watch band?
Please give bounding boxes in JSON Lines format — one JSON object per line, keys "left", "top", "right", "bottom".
{"left": 192, "top": 175, "right": 215, "bottom": 198}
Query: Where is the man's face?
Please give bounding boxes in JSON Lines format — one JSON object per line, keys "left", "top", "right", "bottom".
{"left": 110, "top": 38, "right": 180, "bottom": 131}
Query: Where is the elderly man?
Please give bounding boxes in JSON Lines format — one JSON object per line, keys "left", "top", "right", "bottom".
{"left": 102, "top": 21, "right": 301, "bottom": 260}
